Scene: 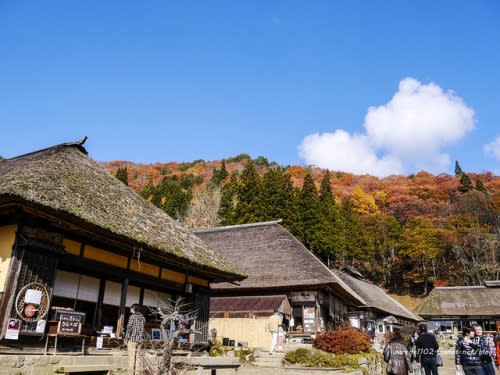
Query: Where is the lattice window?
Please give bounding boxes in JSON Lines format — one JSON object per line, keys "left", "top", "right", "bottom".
{"left": 193, "top": 287, "right": 210, "bottom": 343}
{"left": 10, "top": 242, "right": 59, "bottom": 334}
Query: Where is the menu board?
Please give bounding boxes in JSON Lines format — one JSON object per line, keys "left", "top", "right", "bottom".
{"left": 57, "top": 312, "right": 85, "bottom": 334}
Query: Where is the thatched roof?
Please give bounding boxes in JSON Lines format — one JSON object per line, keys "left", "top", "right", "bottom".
{"left": 0, "top": 140, "right": 245, "bottom": 281}
{"left": 415, "top": 283, "right": 500, "bottom": 317}
{"left": 333, "top": 269, "right": 421, "bottom": 322}
{"left": 194, "top": 221, "right": 365, "bottom": 306}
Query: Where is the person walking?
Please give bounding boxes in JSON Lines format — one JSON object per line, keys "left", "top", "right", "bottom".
{"left": 125, "top": 304, "right": 146, "bottom": 375}
{"left": 268, "top": 309, "right": 282, "bottom": 355}
{"left": 474, "top": 325, "right": 495, "bottom": 375}
{"left": 455, "top": 327, "right": 483, "bottom": 375}
{"left": 416, "top": 324, "right": 439, "bottom": 375}
{"left": 384, "top": 330, "right": 413, "bottom": 375}
{"left": 408, "top": 330, "right": 423, "bottom": 375}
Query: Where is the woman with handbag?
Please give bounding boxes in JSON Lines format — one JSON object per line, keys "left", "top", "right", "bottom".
{"left": 384, "top": 331, "right": 413, "bottom": 375}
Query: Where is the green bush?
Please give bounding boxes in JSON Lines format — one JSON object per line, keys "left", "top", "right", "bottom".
{"left": 313, "top": 327, "right": 372, "bottom": 354}
{"left": 284, "top": 349, "right": 384, "bottom": 374}
{"left": 209, "top": 340, "right": 229, "bottom": 357}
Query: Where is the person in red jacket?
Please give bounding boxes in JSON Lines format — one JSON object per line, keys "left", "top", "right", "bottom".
{"left": 496, "top": 332, "right": 500, "bottom": 370}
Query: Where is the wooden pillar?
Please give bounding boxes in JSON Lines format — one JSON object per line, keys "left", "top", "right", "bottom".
{"left": 95, "top": 278, "right": 106, "bottom": 328}
{"left": 117, "top": 278, "right": 128, "bottom": 339}
{"left": 0, "top": 248, "right": 23, "bottom": 338}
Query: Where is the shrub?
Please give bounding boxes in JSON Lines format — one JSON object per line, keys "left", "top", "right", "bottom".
{"left": 313, "top": 327, "right": 371, "bottom": 354}
{"left": 284, "top": 349, "right": 384, "bottom": 374}
{"left": 209, "top": 340, "right": 229, "bottom": 357}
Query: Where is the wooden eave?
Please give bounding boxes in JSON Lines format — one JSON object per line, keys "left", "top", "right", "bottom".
{"left": 0, "top": 199, "right": 242, "bottom": 283}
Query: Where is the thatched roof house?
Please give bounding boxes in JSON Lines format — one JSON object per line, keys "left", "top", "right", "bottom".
{"left": 195, "top": 221, "right": 365, "bottom": 338}
{"left": 0, "top": 139, "right": 244, "bottom": 344}
{"left": 415, "top": 282, "right": 500, "bottom": 319}
{"left": 333, "top": 268, "right": 421, "bottom": 323}
{"left": 0, "top": 139, "right": 244, "bottom": 281}
{"left": 194, "top": 221, "right": 363, "bottom": 305}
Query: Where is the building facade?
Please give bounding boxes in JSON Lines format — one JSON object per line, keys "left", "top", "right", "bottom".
{"left": 0, "top": 139, "right": 244, "bottom": 348}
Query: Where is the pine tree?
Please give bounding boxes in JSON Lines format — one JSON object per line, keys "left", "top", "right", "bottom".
{"left": 475, "top": 178, "right": 487, "bottom": 193}
{"left": 297, "top": 172, "right": 323, "bottom": 256}
{"left": 116, "top": 166, "right": 129, "bottom": 186}
{"left": 210, "top": 160, "right": 228, "bottom": 186}
{"left": 455, "top": 161, "right": 463, "bottom": 177}
{"left": 318, "top": 170, "right": 344, "bottom": 265}
{"left": 219, "top": 172, "right": 239, "bottom": 225}
{"left": 458, "top": 173, "right": 473, "bottom": 193}
{"left": 234, "top": 160, "right": 263, "bottom": 223}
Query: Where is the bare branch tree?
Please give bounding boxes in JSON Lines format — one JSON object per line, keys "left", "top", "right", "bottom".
{"left": 148, "top": 297, "right": 199, "bottom": 374}
{"left": 182, "top": 185, "right": 221, "bottom": 229}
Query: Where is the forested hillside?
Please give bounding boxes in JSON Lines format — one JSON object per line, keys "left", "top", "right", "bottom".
{"left": 103, "top": 155, "right": 500, "bottom": 295}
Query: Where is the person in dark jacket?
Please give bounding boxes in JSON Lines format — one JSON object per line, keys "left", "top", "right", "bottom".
{"left": 474, "top": 325, "right": 495, "bottom": 375}
{"left": 456, "top": 327, "right": 483, "bottom": 375}
{"left": 384, "top": 330, "right": 413, "bottom": 375}
{"left": 415, "top": 324, "right": 439, "bottom": 375}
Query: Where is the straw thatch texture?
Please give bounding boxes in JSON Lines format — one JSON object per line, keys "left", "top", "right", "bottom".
{"left": 333, "top": 269, "right": 421, "bottom": 322}
{"left": 415, "top": 284, "right": 500, "bottom": 317}
{"left": 0, "top": 142, "right": 245, "bottom": 280}
{"left": 194, "top": 221, "right": 364, "bottom": 305}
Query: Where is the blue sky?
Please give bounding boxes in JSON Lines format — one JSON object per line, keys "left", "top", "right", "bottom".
{"left": 1, "top": 1, "right": 499, "bottom": 176}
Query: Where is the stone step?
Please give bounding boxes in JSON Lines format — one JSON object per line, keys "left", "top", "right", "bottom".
{"left": 55, "top": 364, "right": 116, "bottom": 373}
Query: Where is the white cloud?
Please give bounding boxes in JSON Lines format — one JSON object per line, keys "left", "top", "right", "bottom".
{"left": 484, "top": 136, "right": 500, "bottom": 160}
{"left": 298, "top": 130, "right": 403, "bottom": 176}
{"left": 299, "top": 77, "right": 476, "bottom": 176}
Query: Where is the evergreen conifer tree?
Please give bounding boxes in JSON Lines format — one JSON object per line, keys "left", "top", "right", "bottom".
{"left": 234, "top": 160, "right": 263, "bottom": 223}
{"left": 116, "top": 166, "right": 129, "bottom": 186}
{"left": 210, "top": 160, "right": 228, "bottom": 186}
{"left": 458, "top": 173, "right": 473, "bottom": 193}
{"left": 455, "top": 161, "right": 463, "bottom": 176}
{"left": 475, "top": 178, "right": 487, "bottom": 193}
{"left": 317, "top": 170, "right": 344, "bottom": 265}
{"left": 219, "top": 172, "right": 239, "bottom": 225}
{"left": 297, "top": 172, "right": 323, "bottom": 256}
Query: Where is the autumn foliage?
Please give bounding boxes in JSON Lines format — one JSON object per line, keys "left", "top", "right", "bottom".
{"left": 104, "top": 156, "right": 500, "bottom": 294}
{"left": 313, "top": 327, "right": 372, "bottom": 354}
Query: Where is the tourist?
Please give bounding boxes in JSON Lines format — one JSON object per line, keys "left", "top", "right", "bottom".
{"left": 267, "top": 309, "right": 282, "bottom": 355}
{"left": 383, "top": 330, "right": 413, "bottom": 374}
{"left": 474, "top": 325, "right": 495, "bottom": 375}
{"left": 416, "top": 324, "right": 439, "bottom": 375}
{"left": 455, "top": 327, "right": 483, "bottom": 375}
{"left": 125, "top": 304, "right": 146, "bottom": 375}
{"left": 408, "top": 330, "right": 423, "bottom": 375}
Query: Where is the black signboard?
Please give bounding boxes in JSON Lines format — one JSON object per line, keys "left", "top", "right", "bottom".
{"left": 57, "top": 312, "right": 85, "bottom": 334}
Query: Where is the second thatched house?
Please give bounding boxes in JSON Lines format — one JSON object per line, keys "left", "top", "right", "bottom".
{"left": 332, "top": 267, "right": 421, "bottom": 342}
{"left": 0, "top": 139, "right": 245, "bottom": 350}
{"left": 195, "top": 221, "right": 365, "bottom": 347}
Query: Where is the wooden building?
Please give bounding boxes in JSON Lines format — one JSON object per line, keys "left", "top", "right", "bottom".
{"left": 0, "top": 139, "right": 245, "bottom": 348}
{"left": 194, "top": 221, "right": 365, "bottom": 345}
{"left": 333, "top": 267, "right": 421, "bottom": 342}
{"left": 415, "top": 281, "right": 500, "bottom": 334}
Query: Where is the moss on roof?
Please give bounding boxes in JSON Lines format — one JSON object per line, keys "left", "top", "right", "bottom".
{"left": 0, "top": 142, "right": 245, "bottom": 280}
